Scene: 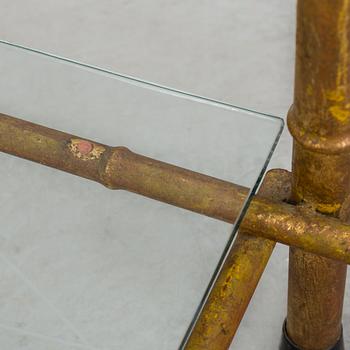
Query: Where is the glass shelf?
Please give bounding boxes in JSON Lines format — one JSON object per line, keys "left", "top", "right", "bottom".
{"left": 0, "top": 40, "right": 283, "bottom": 349}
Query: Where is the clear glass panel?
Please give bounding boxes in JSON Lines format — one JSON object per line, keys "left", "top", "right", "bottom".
{"left": 0, "top": 40, "right": 283, "bottom": 349}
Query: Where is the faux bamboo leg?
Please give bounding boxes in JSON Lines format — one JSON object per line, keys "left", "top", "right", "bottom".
{"left": 283, "top": 1, "right": 350, "bottom": 349}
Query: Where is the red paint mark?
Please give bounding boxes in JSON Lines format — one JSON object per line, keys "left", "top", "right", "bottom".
{"left": 77, "top": 140, "right": 93, "bottom": 155}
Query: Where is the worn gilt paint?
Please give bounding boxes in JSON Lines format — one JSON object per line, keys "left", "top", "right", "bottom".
{"left": 2, "top": 113, "right": 350, "bottom": 267}
{"left": 328, "top": 0, "right": 350, "bottom": 124}
{"left": 286, "top": 1, "right": 350, "bottom": 348}
{"left": 69, "top": 139, "right": 106, "bottom": 160}
{"left": 184, "top": 170, "right": 291, "bottom": 349}
{"left": 1, "top": 3, "right": 350, "bottom": 346}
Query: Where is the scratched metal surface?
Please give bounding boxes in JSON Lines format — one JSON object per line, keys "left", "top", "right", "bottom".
{"left": 4, "top": 1, "right": 347, "bottom": 350}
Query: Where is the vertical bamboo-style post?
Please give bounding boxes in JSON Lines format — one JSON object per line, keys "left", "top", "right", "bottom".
{"left": 284, "top": 1, "right": 350, "bottom": 349}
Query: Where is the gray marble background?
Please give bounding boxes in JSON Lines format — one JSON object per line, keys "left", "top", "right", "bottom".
{"left": 0, "top": 1, "right": 348, "bottom": 349}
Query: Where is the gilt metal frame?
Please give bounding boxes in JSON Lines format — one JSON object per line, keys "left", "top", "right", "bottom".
{"left": 0, "top": 1, "right": 349, "bottom": 349}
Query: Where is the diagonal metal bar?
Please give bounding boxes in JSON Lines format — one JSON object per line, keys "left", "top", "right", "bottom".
{"left": 183, "top": 169, "right": 291, "bottom": 349}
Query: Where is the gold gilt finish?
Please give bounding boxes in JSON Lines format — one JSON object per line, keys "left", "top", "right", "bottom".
{"left": 1, "top": 2, "right": 350, "bottom": 348}
{"left": 2, "top": 113, "right": 350, "bottom": 266}
{"left": 183, "top": 169, "right": 291, "bottom": 349}
{"left": 286, "top": 0, "right": 350, "bottom": 348}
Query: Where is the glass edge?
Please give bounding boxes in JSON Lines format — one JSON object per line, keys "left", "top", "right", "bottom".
{"left": 179, "top": 120, "right": 284, "bottom": 349}
{"left": 0, "top": 39, "right": 284, "bottom": 125}
{"left": 0, "top": 38, "right": 286, "bottom": 348}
